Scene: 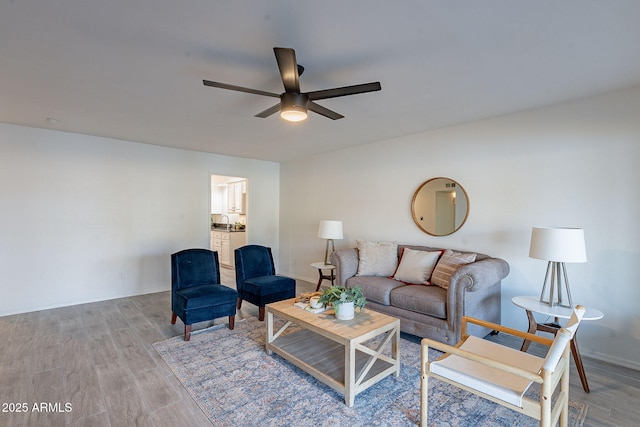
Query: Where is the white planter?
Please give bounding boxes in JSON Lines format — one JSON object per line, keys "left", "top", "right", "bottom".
{"left": 334, "top": 301, "right": 355, "bottom": 320}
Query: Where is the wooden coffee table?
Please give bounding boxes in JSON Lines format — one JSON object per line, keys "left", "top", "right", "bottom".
{"left": 265, "top": 298, "right": 401, "bottom": 407}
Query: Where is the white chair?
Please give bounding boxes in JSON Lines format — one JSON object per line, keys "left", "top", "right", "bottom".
{"left": 420, "top": 305, "right": 586, "bottom": 427}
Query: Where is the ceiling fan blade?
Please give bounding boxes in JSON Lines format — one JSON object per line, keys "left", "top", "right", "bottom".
{"left": 203, "top": 80, "right": 280, "bottom": 98}
{"left": 306, "top": 82, "right": 381, "bottom": 101}
{"left": 254, "top": 103, "right": 281, "bottom": 118}
{"left": 273, "top": 47, "right": 300, "bottom": 93}
{"left": 308, "top": 101, "right": 344, "bottom": 120}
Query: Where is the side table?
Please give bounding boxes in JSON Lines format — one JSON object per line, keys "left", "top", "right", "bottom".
{"left": 310, "top": 262, "right": 336, "bottom": 291}
{"left": 511, "top": 296, "right": 603, "bottom": 393}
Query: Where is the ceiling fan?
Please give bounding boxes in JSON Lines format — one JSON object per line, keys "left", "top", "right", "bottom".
{"left": 203, "top": 47, "right": 381, "bottom": 122}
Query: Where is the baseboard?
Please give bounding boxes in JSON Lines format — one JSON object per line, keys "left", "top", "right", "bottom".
{"left": 581, "top": 348, "right": 640, "bottom": 371}
{"left": 0, "top": 285, "right": 168, "bottom": 317}
{"left": 286, "top": 272, "right": 319, "bottom": 288}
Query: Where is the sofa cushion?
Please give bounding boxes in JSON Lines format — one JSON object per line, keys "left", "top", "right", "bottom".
{"left": 393, "top": 248, "right": 443, "bottom": 284}
{"left": 346, "top": 276, "right": 405, "bottom": 306}
{"left": 356, "top": 240, "right": 398, "bottom": 276}
{"left": 390, "top": 284, "right": 448, "bottom": 319}
{"left": 432, "top": 249, "right": 477, "bottom": 289}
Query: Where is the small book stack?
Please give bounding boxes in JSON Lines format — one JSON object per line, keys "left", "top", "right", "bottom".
{"left": 293, "top": 301, "right": 328, "bottom": 314}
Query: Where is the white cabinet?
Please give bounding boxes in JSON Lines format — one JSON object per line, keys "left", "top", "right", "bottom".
{"left": 211, "top": 230, "right": 246, "bottom": 268}
{"left": 220, "top": 238, "right": 230, "bottom": 265}
{"left": 211, "top": 231, "right": 222, "bottom": 258}
{"left": 211, "top": 231, "right": 229, "bottom": 265}
{"left": 227, "top": 180, "right": 246, "bottom": 214}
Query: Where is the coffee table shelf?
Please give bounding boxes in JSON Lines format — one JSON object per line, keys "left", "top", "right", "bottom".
{"left": 266, "top": 299, "right": 401, "bottom": 407}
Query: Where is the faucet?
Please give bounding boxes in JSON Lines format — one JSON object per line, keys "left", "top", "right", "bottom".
{"left": 220, "top": 215, "right": 231, "bottom": 230}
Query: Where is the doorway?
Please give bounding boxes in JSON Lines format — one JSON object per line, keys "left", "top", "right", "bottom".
{"left": 434, "top": 190, "right": 455, "bottom": 235}
{"left": 210, "top": 175, "right": 248, "bottom": 274}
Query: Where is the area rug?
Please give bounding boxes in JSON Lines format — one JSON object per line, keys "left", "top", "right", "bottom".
{"left": 153, "top": 318, "right": 587, "bottom": 427}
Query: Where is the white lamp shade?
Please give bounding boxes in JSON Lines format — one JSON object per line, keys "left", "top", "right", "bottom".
{"left": 317, "top": 220, "right": 343, "bottom": 239}
{"left": 529, "top": 227, "right": 587, "bottom": 263}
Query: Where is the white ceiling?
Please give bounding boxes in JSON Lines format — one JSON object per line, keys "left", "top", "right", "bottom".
{"left": 2, "top": 1, "right": 640, "bottom": 162}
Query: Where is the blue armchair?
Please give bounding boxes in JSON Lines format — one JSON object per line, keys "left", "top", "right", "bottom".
{"left": 235, "top": 245, "right": 296, "bottom": 321}
{"left": 171, "top": 248, "right": 238, "bottom": 341}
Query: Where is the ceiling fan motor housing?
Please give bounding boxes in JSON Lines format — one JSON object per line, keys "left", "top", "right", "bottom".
{"left": 280, "top": 92, "right": 308, "bottom": 121}
{"left": 281, "top": 92, "right": 308, "bottom": 109}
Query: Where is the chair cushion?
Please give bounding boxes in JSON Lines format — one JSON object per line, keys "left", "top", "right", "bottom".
{"left": 390, "top": 284, "right": 447, "bottom": 319}
{"left": 174, "top": 284, "right": 237, "bottom": 311}
{"left": 243, "top": 275, "right": 295, "bottom": 296}
{"left": 430, "top": 336, "right": 543, "bottom": 407}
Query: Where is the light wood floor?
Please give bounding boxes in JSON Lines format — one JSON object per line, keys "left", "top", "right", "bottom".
{"left": 0, "top": 270, "right": 637, "bottom": 426}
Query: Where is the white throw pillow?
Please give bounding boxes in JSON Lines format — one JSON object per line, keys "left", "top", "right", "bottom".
{"left": 356, "top": 240, "right": 398, "bottom": 277}
{"left": 431, "top": 249, "right": 477, "bottom": 289}
{"left": 393, "top": 248, "right": 443, "bottom": 284}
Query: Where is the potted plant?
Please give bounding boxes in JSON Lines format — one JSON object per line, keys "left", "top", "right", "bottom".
{"left": 318, "top": 286, "right": 367, "bottom": 320}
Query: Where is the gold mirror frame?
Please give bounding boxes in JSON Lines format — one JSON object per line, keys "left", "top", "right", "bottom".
{"left": 411, "top": 177, "right": 469, "bottom": 236}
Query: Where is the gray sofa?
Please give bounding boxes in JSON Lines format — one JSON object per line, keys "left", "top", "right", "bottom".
{"left": 330, "top": 244, "right": 510, "bottom": 345}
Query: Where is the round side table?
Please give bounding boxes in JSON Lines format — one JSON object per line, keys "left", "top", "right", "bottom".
{"left": 512, "top": 295, "right": 603, "bottom": 393}
{"left": 310, "top": 262, "right": 336, "bottom": 291}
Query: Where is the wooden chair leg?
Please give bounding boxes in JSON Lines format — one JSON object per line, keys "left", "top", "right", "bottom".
{"left": 237, "top": 298, "right": 242, "bottom": 309}
{"left": 184, "top": 324, "right": 192, "bottom": 341}
{"left": 259, "top": 306, "right": 265, "bottom": 321}
{"left": 541, "top": 373, "right": 552, "bottom": 427}
{"left": 171, "top": 312, "right": 177, "bottom": 324}
{"left": 420, "top": 344, "right": 429, "bottom": 427}
{"left": 560, "top": 358, "right": 570, "bottom": 427}
{"left": 229, "top": 315, "right": 235, "bottom": 330}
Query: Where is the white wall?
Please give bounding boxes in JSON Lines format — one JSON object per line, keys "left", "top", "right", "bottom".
{"left": 0, "top": 124, "right": 280, "bottom": 316}
{"left": 280, "top": 86, "right": 640, "bottom": 370}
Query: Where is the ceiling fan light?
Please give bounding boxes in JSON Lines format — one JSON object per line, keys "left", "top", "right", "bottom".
{"left": 280, "top": 108, "right": 307, "bottom": 122}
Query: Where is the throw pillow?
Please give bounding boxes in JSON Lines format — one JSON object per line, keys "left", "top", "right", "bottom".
{"left": 431, "top": 249, "right": 477, "bottom": 289}
{"left": 392, "top": 248, "right": 443, "bottom": 284}
{"left": 356, "top": 240, "right": 398, "bottom": 277}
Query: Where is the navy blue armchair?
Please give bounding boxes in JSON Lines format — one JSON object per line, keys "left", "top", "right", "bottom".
{"left": 235, "top": 245, "right": 296, "bottom": 321}
{"left": 171, "top": 249, "right": 238, "bottom": 341}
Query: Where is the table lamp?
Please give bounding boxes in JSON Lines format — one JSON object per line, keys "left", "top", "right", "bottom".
{"left": 529, "top": 227, "right": 587, "bottom": 307}
{"left": 318, "top": 220, "right": 343, "bottom": 265}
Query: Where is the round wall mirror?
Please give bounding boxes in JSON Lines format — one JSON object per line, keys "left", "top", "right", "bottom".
{"left": 411, "top": 177, "right": 469, "bottom": 236}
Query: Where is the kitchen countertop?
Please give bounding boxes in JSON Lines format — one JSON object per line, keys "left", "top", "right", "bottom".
{"left": 211, "top": 226, "right": 246, "bottom": 233}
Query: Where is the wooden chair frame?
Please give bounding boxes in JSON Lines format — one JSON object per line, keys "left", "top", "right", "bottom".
{"left": 420, "top": 316, "right": 571, "bottom": 427}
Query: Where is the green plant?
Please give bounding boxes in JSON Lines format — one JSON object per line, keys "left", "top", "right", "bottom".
{"left": 318, "top": 286, "right": 367, "bottom": 310}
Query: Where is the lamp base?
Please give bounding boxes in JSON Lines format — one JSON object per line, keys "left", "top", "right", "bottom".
{"left": 323, "top": 239, "right": 335, "bottom": 265}
{"left": 539, "top": 261, "right": 574, "bottom": 308}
